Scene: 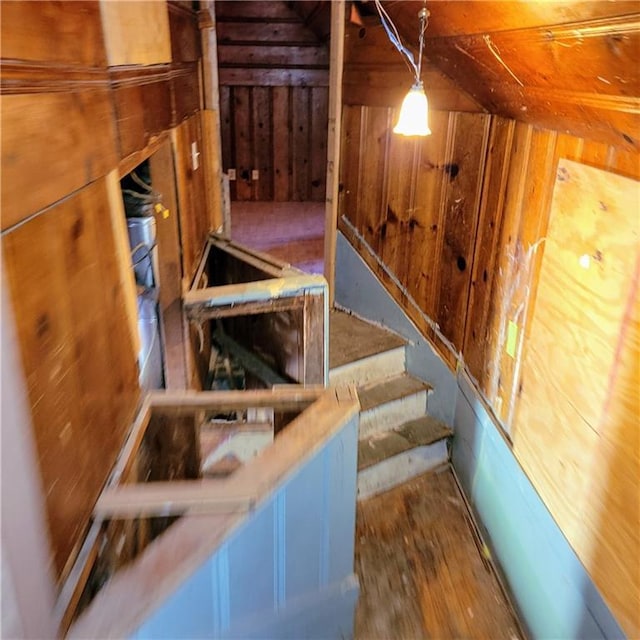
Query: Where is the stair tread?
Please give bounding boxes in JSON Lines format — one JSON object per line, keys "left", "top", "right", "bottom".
{"left": 358, "top": 373, "right": 432, "bottom": 412}
{"left": 329, "top": 310, "right": 406, "bottom": 369}
{"left": 358, "top": 416, "right": 453, "bottom": 471}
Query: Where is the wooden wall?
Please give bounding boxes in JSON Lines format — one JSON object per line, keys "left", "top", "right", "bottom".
{"left": 338, "top": 105, "right": 640, "bottom": 637}
{"left": 216, "top": 1, "right": 329, "bottom": 202}
{"left": 0, "top": 0, "right": 214, "bottom": 580}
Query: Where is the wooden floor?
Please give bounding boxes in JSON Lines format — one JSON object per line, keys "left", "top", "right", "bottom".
{"left": 230, "top": 201, "right": 324, "bottom": 274}
{"left": 355, "top": 467, "right": 523, "bottom": 640}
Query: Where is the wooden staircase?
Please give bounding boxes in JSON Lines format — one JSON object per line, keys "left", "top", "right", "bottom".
{"left": 329, "top": 310, "right": 453, "bottom": 499}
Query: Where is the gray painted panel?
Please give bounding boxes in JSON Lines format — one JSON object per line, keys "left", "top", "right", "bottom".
{"left": 131, "top": 412, "right": 359, "bottom": 639}
{"left": 228, "top": 504, "right": 275, "bottom": 623}
{"left": 284, "top": 451, "right": 324, "bottom": 599}
{"left": 335, "top": 230, "right": 623, "bottom": 640}
{"left": 335, "top": 232, "right": 456, "bottom": 424}
{"left": 133, "top": 561, "right": 214, "bottom": 639}
{"left": 453, "top": 375, "right": 624, "bottom": 640}
{"left": 225, "top": 575, "right": 359, "bottom": 640}
{"left": 326, "top": 419, "right": 359, "bottom": 584}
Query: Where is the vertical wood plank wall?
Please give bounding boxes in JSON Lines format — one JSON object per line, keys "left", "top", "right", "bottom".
{"left": 0, "top": 0, "right": 214, "bottom": 580}
{"left": 216, "top": 1, "right": 329, "bottom": 202}
{"left": 338, "top": 104, "right": 640, "bottom": 634}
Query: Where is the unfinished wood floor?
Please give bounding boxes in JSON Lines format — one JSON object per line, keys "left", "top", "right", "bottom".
{"left": 355, "top": 467, "right": 523, "bottom": 640}
{"left": 230, "top": 201, "right": 324, "bottom": 274}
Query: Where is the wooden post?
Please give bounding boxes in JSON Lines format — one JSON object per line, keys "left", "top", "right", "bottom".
{"left": 324, "top": 0, "right": 345, "bottom": 307}
{"left": 199, "top": 1, "right": 226, "bottom": 235}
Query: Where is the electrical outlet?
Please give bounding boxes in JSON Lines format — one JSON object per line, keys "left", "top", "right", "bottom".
{"left": 228, "top": 169, "right": 236, "bottom": 181}
{"left": 251, "top": 169, "right": 259, "bottom": 180}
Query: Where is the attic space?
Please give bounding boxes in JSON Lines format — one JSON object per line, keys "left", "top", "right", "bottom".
{"left": 1, "top": 1, "right": 638, "bottom": 639}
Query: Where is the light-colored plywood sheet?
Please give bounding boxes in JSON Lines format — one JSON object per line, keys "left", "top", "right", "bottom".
{"left": 99, "top": 0, "right": 171, "bottom": 67}
{"left": 513, "top": 159, "right": 640, "bottom": 637}
{"left": 2, "top": 178, "right": 140, "bottom": 578}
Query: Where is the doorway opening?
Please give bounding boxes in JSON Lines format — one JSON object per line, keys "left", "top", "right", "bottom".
{"left": 215, "top": 0, "right": 330, "bottom": 274}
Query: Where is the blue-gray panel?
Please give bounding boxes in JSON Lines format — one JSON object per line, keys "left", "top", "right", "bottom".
{"left": 129, "top": 410, "right": 359, "bottom": 639}
{"left": 452, "top": 375, "right": 625, "bottom": 640}
{"left": 132, "top": 560, "right": 214, "bottom": 639}
{"left": 224, "top": 575, "right": 360, "bottom": 640}
{"left": 335, "top": 232, "right": 456, "bottom": 424}
{"left": 283, "top": 449, "right": 325, "bottom": 599}
{"left": 325, "top": 419, "right": 359, "bottom": 584}
{"left": 227, "top": 502, "right": 275, "bottom": 625}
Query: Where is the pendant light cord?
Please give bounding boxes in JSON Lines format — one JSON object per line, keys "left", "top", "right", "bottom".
{"left": 374, "top": 0, "right": 429, "bottom": 85}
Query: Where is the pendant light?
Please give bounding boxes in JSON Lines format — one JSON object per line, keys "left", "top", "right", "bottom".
{"left": 374, "top": 2, "right": 431, "bottom": 136}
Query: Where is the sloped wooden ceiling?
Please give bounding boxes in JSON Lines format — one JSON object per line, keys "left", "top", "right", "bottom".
{"left": 294, "top": 1, "right": 639, "bottom": 150}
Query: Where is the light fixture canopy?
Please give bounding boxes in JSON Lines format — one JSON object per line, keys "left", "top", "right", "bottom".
{"left": 393, "top": 82, "right": 431, "bottom": 136}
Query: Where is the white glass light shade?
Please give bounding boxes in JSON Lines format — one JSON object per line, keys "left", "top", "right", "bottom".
{"left": 393, "top": 83, "right": 431, "bottom": 136}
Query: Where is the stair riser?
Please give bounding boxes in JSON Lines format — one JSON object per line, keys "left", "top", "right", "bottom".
{"left": 329, "top": 346, "right": 405, "bottom": 388}
{"left": 359, "top": 392, "right": 428, "bottom": 439}
{"left": 357, "top": 440, "right": 449, "bottom": 501}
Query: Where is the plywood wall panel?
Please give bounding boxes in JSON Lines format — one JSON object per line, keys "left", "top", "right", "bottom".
{"left": 99, "top": 0, "right": 171, "bottom": 67}
{"left": 0, "top": 89, "right": 118, "bottom": 231}
{"left": 2, "top": 179, "right": 140, "bottom": 577}
{"left": 0, "top": 0, "right": 107, "bottom": 67}
{"left": 512, "top": 160, "right": 640, "bottom": 637}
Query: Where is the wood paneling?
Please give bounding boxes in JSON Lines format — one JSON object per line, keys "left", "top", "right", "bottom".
{"left": 168, "top": 1, "right": 201, "bottom": 63}
{"left": 339, "top": 100, "right": 640, "bottom": 636}
{"left": 217, "top": 0, "right": 329, "bottom": 202}
{"left": 220, "top": 86, "right": 328, "bottom": 202}
{"left": 512, "top": 160, "right": 640, "bottom": 637}
{"left": 171, "top": 63, "right": 202, "bottom": 124}
{"left": 342, "top": 22, "right": 483, "bottom": 112}
{"left": 110, "top": 67, "right": 173, "bottom": 160}
{"left": 340, "top": 107, "right": 489, "bottom": 353}
{"left": 0, "top": 0, "right": 107, "bottom": 67}
{"left": 149, "top": 141, "right": 189, "bottom": 390}
{"left": 385, "top": 1, "right": 640, "bottom": 39}
{"left": 99, "top": 0, "right": 171, "bottom": 67}
{"left": 174, "top": 113, "right": 210, "bottom": 281}
{"left": 2, "top": 178, "right": 140, "bottom": 577}
{"left": 0, "top": 89, "right": 118, "bottom": 230}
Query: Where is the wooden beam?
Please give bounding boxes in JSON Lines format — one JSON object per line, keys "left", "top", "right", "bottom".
{"left": 94, "top": 482, "right": 254, "bottom": 518}
{"left": 148, "top": 387, "right": 323, "bottom": 412}
{"left": 218, "top": 67, "right": 329, "bottom": 87}
{"left": 183, "top": 274, "right": 328, "bottom": 310}
{"left": 213, "top": 328, "right": 293, "bottom": 387}
{"left": 324, "top": 0, "right": 345, "bottom": 306}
